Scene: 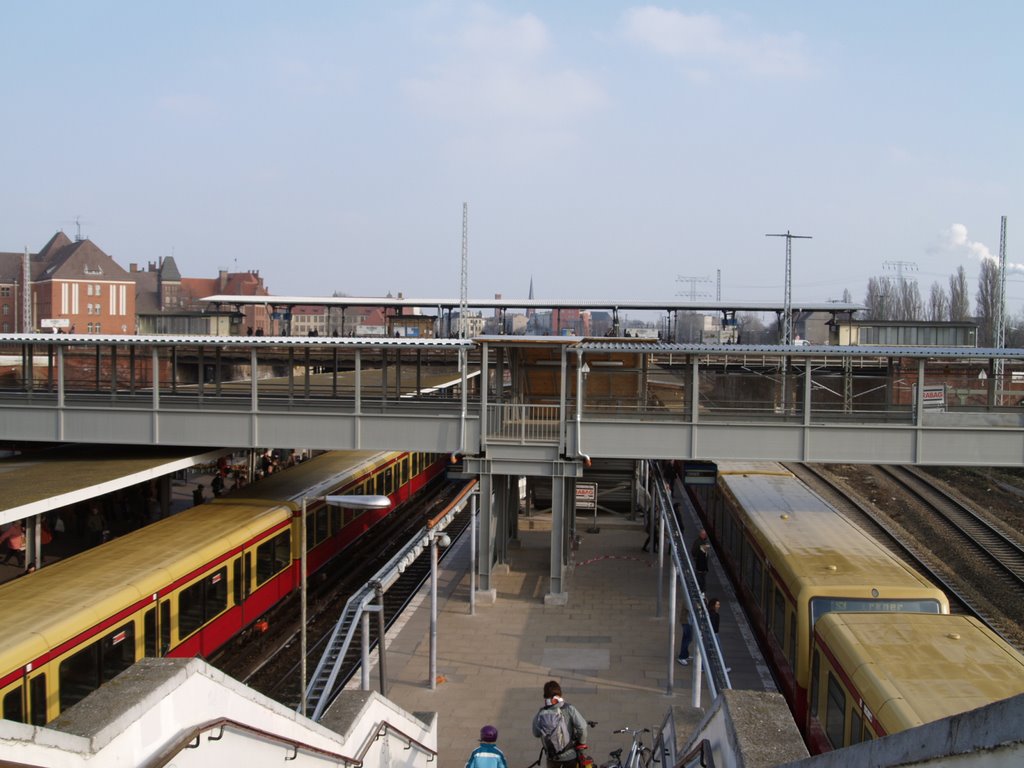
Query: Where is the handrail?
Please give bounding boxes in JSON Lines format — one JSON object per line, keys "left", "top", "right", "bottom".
{"left": 355, "top": 721, "right": 437, "bottom": 764}
{"left": 651, "top": 462, "right": 731, "bottom": 696}
{"left": 142, "top": 716, "right": 363, "bottom": 767}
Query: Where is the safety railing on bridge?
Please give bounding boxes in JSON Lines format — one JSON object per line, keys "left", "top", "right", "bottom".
{"left": 485, "top": 402, "right": 561, "bottom": 443}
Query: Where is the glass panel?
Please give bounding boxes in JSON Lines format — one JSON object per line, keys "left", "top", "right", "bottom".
{"left": 144, "top": 608, "right": 157, "bottom": 657}
{"left": 29, "top": 676, "right": 46, "bottom": 726}
{"left": 315, "top": 507, "right": 329, "bottom": 544}
{"left": 850, "top": 709, "right": 863, "bottom": 745}
{"left": 3, "top": 687, "right": 23, "bottom": 723}
{"left": 100, "top": 623, "right": 135, "bottom": 682}
{"left": 160, "top": 600, "right": 171, "bottom": 653}
{"left": 809, "top": 650, "right": 821, "bottom": 720}
{"left": 826, "top": 673, "right": 846, "bottom": 748}
{"left": 256, "top": 531, "right": 291, "bottom": 585}
{"left": 179, "top": 580, "right": 205, "bottom": 638}
{"left": 59, "top": 643, "right": 99, "bottom": 713}
{"left": 810, "top": 597, "right": 941, "bottom": 626}
{"left": 773, "top": 589, "right": 786, "bottom": 646}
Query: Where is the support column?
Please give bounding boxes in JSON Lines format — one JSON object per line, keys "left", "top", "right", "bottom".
{"left": 546, "top": 474, "right": 568, "bottom": 604}
{"left": 493, "top": 474, "right": 510, "bottom": 572}
{"left": 476, "top": 472, "right": 497, "bottom": 602}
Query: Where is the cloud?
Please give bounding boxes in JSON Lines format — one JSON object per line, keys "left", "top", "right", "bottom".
{"left": 934, "top": 223, "right": 1024, "bottom": 273}
{"left": 402, "top": 8, "right": 606, "bottom": 126}
{"left": 622, "top": 6, "right": 811, "bottom": 78}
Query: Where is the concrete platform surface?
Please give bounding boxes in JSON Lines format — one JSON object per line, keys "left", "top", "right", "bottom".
{"left": 359, "top": 513, "right": 775, "bottom": 766}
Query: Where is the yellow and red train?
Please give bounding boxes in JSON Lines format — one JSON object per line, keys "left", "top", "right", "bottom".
{"left": 0, "top": 450, "right": 446, "bottom": 726}
{"left": 689, "top": 461, "right": 1024, "bottom": 752}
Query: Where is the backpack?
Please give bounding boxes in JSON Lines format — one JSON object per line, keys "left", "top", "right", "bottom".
{"left": 537, "top": 705, "right": 573, "bottom": 760}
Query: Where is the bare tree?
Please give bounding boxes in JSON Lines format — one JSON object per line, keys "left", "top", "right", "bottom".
{"left": 895, "top": 279, "right": 923, "bottom": 320}
{"left": 976, "top": 258, "right": 1001, "bottom": 346}
{"left": 865, "top": 276, "right": 898, "bottom": 320}
{"left": 926, "top": 281, "right": 950, "bottom": 321}
{"left": 949, "top": 266, "right": 970, "bottom": 321}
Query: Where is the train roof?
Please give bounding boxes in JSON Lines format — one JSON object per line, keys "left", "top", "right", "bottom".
{"left": 0, "top": 450, "right": 400, "bottom": 679}
{"left": 0, "top": 503, "right": 291, "bottom": 676}
{"left": 716, "top": 462, "right": 945, "bottom": 604}
{"left": 815, "top": 612, "right": 1024, "bottom": 730}
{"left": 223, "top": 449, "right": 396, "bottom": 506}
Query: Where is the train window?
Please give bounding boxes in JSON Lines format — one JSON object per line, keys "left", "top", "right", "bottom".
{"left": 178, "top": 567, "right": 228, "bottom": 639}
{"left": 59, "top": 623, "right": 135, "bottom": 714}
{"left": 375, "top": 472, "right": 385, "bottom": 497}
{"left": 788, "top": 613, "right": 797, "bottom": 670}
{"left": 315, "top": 506, "right": 329, "bottom": 545}
{"left": 414, "top": 453, "right": 421, "bottom": 475}
{"left": 330, "top": 504, "right": 342, "bottom": 535}
{"left": 29, "top": 676, "right": 46, "bottom": 726}
{"left": 750, "top": 554, "right": 763, "bottom": 611}
{"left": 384, "top": 467, "right": 393, "bottom": 495}
{"left": 233, "top": 558, "right": 243, "bottom": 606}
{"left": 160, "top": 600, "right": 171, "bottom": 653}
{"left": 772, "top": 589, "right": 786, "bottom": 647}
{"left": 144, "top": 607, "right": 157, "bottom": 657}
{"left": 850, "top": 708, "right": 864, "bottom": 746}
{"left": 3, "top": 686, "right": 23, "bottom": 723}
{"left": 825, "top": 673, "right": 846, "bottom": 749}
{"left": 256, "top": 530, "right": 292, "bottom": 586}
{"left": 809, "top": 649, "right": 821, "bottom": 720}
{"left": 401, "top": 458, "right": 409, "bottom": 486}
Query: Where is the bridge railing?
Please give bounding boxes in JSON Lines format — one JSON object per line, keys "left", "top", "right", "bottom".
{"left": 485, "top": 403, "right": 561, "bottom": 443}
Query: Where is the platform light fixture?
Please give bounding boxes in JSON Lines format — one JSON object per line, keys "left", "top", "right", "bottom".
{"left": 300, "top": 493, "right": 391, "bottom": 717}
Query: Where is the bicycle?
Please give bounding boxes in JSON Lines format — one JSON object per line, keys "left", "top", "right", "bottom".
{"left": 599, "top": 726, "right": 653, "bottom": 768}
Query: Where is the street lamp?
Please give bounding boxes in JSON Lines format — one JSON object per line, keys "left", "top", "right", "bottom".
{"left": 300, "top": 494, "right": 391, "bottom": 717}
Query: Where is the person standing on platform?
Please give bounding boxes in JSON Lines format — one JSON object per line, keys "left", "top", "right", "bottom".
{"left": 677, "top": 602, "right": 693, "bottom": 665}
{"left": 465, "top": 725, "right": 509, "bottom": 768}
{"left": 691, "top": 529, "right": 710, "bottom": 594}
{"left": 192, "top": 484, "right": 205, "bottom": 506}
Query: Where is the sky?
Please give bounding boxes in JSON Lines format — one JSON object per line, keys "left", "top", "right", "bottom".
{"left": 1, "top": 2, "right": 1021, "bottom": 313}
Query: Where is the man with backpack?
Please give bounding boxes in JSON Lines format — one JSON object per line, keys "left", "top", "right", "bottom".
{"left": 532, "top": 680, "right": 589, "bottom": 767}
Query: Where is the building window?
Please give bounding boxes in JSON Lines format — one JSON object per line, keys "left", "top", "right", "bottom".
{"left": 87, "top": 284, "right": 94, "bottom": 296}
{"left": 0, "top": 286, "right": 10, "bottom": 297}
{"left": 2, "top": 305, "right": 8, "bottom": 315}
{"left": 94, "top": 284, "right": 102, "bottom": 296}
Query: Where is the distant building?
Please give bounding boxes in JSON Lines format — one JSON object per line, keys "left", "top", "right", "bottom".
{"left": 831, "top": 319, "right": 977, "bottom": 347}
{"left": 132, "top": 260, "right": 272, "bottom": 335}
{"left": 389, "top": 314, "right": 436, "bottom": 338}
{"left": 291, "top": 305, "right": 328, "bottom": 336}
{"left": 1, "top": 231, "right": 274, "bottom": 336}
{"left": 0, "top": 232, "right": 137, "bottom": 334}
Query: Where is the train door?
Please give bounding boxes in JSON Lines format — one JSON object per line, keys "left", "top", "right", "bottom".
{"left": 27, "top": 671, "right": 47, "bottom": 725}
{"left": 233, "top": 552, "right": 252, "bottom": 620}
{"left": 160, "top": 598, "right": 172, "bottom": 655}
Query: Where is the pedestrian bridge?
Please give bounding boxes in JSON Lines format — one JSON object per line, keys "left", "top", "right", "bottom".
{"left": 2, "top": 333, "right": 1022, "bottom": 468}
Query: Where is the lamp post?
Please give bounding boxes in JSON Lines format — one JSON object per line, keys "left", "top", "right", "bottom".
{"left": 300, "top": 494, "right": 391, "bottom": 718}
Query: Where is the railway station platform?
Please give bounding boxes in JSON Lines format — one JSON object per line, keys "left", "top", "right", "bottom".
{"left": 354, "top": 500, "right": 799, "bottom": 766}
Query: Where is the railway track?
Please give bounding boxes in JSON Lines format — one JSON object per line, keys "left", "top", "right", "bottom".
{"left": 790, "top": 463, "right": 1024, "bottom": 649}
{"left": 220, "top": 480, "right": 472, "bottom": 712}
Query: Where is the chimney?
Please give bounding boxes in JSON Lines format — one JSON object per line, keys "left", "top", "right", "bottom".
{"left": 129, "top": 263, "right": 138, "bottom": 272}
{"left": 219, "top": 270, "right": 228, "bottom": 291}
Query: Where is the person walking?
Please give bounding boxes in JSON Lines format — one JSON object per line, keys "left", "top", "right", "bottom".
{"left": 465, "top": 725, "right": 509, "bottom": 768}
{"left": 677, "top": 601, "right": 694, "bottom": 665}
{"left": 532, "top": 680, "right": 589, "bottom": 767}
{"left": 691, "top": 529, "right": 710, "bottom": 593}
